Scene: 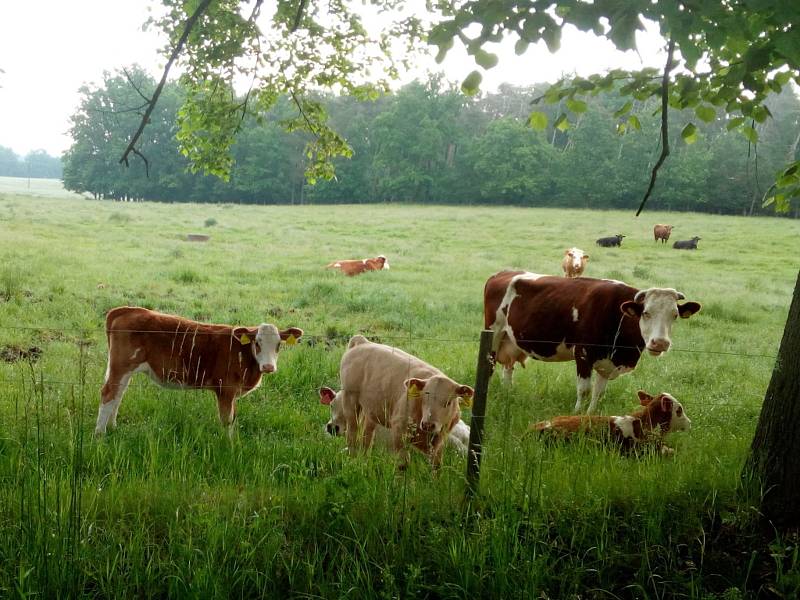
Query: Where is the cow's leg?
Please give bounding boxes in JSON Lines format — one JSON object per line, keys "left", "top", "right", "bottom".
{"left": 96, "top": 365, "right": 134, "bottom": 436}
{"left": 587, "top": 374, "right": 609, "bottom": 415}
{"left": 429, "top": 439, "right": 445, "bottom": 471}
{"left": 216, "top": 390, "right": 238, "bottom": 437}
{"left": 390, "top": 416, "right": 410, "bottom": 469}
{"left": 362, "top": 417, "right": 377, "bottom": 451}
{"left": 573, "top": 360, "right": 593, "bottom": 413}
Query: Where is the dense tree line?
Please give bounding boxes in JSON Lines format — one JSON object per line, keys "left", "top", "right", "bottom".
{"left": 0, "top": 146, "right": 62, "bottom": 179}
{"left": 62, "top": 67, "right": 800, "bottom": 215}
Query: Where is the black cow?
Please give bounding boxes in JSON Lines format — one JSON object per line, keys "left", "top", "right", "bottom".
{"left": 596, "top": 234, "right": 625, "bottom": 247}
{"left": 673, "top": 236, "right": 701, "bottom": 250}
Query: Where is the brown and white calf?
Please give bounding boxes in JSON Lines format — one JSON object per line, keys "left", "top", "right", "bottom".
{"left": 319, "top": 386, "right": 471, "bottom": 456}
{"left": 336, "top": 335, "right": 473, "bottom": 469}
{"left": 653, "top": 224, "right": 674, "bottom": 244}
{"left": 484, "top": 272, "right": 701, "bottom": 413}
{"left": 561, "top": 247, "right": 589, "bottom": 278}
{"left": 95, "top": 306, "right": 303, "bottom": 435}
{"left": 530, "top": 390, "right": 691, "bottom": 451}
{"left": 326, "top": 255, "right": 389, "bottom": 276}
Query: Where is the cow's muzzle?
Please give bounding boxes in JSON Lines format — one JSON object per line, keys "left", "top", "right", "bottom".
{"left": 326, "top": 423, "right": 340, "bottom": 436}
{"left": 420, "top": 421, "right": 437, "bottom": 433}
{"left": 647, "top": 339, "right": 670, "bottom": 355}
{"left": 261, "top": 364, "right": 276, "bottom": 373}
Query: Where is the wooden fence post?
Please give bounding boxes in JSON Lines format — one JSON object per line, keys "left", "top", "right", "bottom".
{"left": 465, "top": 329, "right": 494, "bottom": 500}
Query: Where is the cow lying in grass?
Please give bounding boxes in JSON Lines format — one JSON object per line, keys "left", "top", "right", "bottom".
{"left": 326, "top": 255, "right": 389, "bottom": 276}
{"left": 529, "top": 390, "right": 691, "bottom": 453}
{"left": 334, "top": 335, "right": 474, "bottom": 469}
{"left": 319, "top": 386, "right": 470, "bottom": 456}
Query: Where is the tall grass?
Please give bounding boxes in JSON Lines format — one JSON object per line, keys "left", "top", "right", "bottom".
{"left": 0, "top": 193, "right": 798, "bottom": 597}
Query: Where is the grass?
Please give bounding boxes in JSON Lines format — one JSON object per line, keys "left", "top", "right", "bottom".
{"left": 0, "top": 180, "right": 799, "bottom": 597}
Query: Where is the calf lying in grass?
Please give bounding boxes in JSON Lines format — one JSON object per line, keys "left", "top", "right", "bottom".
{"left": 319, "top": 386, "right": 471, "bottom": 457}
{"left": 530, "top": 390, "right": 691, "bottom": 453}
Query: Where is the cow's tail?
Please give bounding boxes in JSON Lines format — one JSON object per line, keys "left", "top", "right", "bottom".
{"left": 347, "top": 334, "right": 370, "bottom": 349}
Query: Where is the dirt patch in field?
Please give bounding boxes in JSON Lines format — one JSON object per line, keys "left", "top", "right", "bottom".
{"left": 0, "top": 345, "right": 42, "bottom": 363}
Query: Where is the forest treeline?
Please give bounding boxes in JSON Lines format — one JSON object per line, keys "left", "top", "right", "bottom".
{"left": 0, "top": 147, "right": 62, "bottom": 179}
{"left": 61, "top": 67, "right": 800, "bottom": 215}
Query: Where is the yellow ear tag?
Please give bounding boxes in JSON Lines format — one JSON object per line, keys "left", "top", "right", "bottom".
{"left": 407, "top": 384, "right": 420, "bottom": 399}
{"left": 239, "top": 334, "right": 251, "bottom": 345}
{"left": 285, "top": 334, "right": 297, "bottom": 346}
{"left": 459, "top": 395, "right": 473, "bottom": 409}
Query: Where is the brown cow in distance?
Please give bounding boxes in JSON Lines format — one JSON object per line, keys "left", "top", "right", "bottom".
{"left": 653, "top": 224, "right": 674, "bottom": 243}
{"left": 95, "top": 306, "right": 303, "bottom": 435}
{"left": 326, "top": 255, "right": 389, "bottom": 276}
{"left": 561, "top": 247, "right": 589, "bottom": 278}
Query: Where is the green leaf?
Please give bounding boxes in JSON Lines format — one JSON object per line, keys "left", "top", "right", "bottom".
{"left": 627, "top": 115, "right": 641, "bottom": 130}
{"left": 681, "top": 123, "right": 698, "bottom": 144}
{"left": 542, "top": 26, "right": 561, "bottom": 53}
{"left": 514, "top": 39, "right": 529, "bottom": 56}
{"left": 741, "top": 125, "right": 758, "bottom": 144}
{"left": 565, "top": 98, "right": 587, "bottom": 113}
{"left": 613, "top": 101, "right": 633, "bottom": 119}
{"left": 461, "top": 71, "right": 482, "bottom": 95}
{"left": 527, "top": 111, "right": 548, "bottom": 130}
{"left": 554, "top": 113, "right": 570, "bottom": 132}
{"left": 695, "top": 105, "right": 716, "bottom": 123}
{"left": 474, "top": 50, "right": 499, "bottom": 70}
{"left": 726, "top": 116, "right": 746, "bottom": 131}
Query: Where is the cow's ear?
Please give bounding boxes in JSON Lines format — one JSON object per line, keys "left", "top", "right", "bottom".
{"left": 280, "top": 327, "right": 304, "bottom": 344}
{"left": 621, "top": 301, "right": 643, "bottom": 318}
{"left": 583, "top": 254, "right": 589, "bottom": 261}
{"left": 637, "top": 390, "right": 654, "bottom": 406}
{"left": 233, "top": 326, "right": 255, "bottom": 345}
{"left": 456, "top": 385, "right": 474, "bottom": 399}
{"left": 659, "top": 394, "right": 673, "bottom": 412}
{"left": 319, "top": 387, "right": 336, "bottom": 406}
{"left": 678, "top": 302, "right": 701, "bottom": 319}
{"left": 404, "top": 378, "right": 427, "bottom": 397}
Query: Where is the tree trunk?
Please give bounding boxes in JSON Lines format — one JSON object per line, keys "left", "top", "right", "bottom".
{"left": 745, "top": 269, "right": 800, "bottom": 529}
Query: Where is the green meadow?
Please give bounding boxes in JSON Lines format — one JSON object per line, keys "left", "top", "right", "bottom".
{"left": 0, "top": 179, "right": 798, "bottom": 598}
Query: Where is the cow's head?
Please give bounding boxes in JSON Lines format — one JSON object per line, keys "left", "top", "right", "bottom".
{"left": 371, "top": 255, "right": 390, "bottom": 270}
{"left": 404, "top": 375, "right": 473, "bottom": 436}
{"left": 319, "top": 386, "right": 345, "bottom": 436}
{"left": 620, "top": 288, "right": 701, "bottom": 356}
{"left": 234, "top": 324, "right": 304, "bottom": 373}
{"left": 638, "top": 390, "right": 691, "bottom": 432}
{"left": 564, "top": 247, "right": 589, "bottom": 272}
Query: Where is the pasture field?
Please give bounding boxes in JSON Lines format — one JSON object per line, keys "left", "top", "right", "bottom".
{"left": 0, "top": 185, "right": 798, "bottom": 598}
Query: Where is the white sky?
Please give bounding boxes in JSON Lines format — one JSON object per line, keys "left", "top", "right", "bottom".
{"left": 0, "top": 1, "right": 666, "bottom": 158}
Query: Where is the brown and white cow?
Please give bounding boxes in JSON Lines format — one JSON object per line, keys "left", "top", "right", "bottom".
{"left": 653, "top": 224, "right": 674, "bottom": 244}
{"left": 561, "top": 247, "right": 589, "bottom": 278}
{"left": 484, "top": 272, "right": 701, "bottom": 413}
{"left": 530, "top": 389, "right": 691, "bottom": 452}
{"left": 337, "top": 335, "right": 473, "bottom": 469}
{"left": 319, "top": 386, "right": 471, "bottom": 456}
{"left": 95, "top": 306, "right": 303, "bottom": 435}
{"left": 326, "top": 255, "right": 390, "bottom": 276}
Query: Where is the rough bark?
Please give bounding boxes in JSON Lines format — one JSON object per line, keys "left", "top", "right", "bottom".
{"left": 746, "top": 269, "right": 800, "bottom": 529}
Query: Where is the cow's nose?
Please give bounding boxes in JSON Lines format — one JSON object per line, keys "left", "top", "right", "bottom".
{"left": 420, "top": 421, "right": 435, "bottom": 433}
{"left": 326, "top": 423, "right": 339, "bottom": 436}
{"left": 261, "top": 364, "right": 276, "bottom": 373}
{"left": 649, "top": 339, "right": 671, "bottom": 352}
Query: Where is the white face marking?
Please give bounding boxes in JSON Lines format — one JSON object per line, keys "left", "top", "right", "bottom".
{"left": 382, "top": 259, "right": 390, "bottom": 270}
{"left": 666, "top": 394, "right": 692, "bottom": 432}
{"left": 612, "top": 416, "right": 638, "bottom": 439}
{"left": 253, "top": 323, "right": 282, "bottom": 373}
{"left": 572, "top": 307, "right": 579, "bottom": 322}
{"left": 593, "top": 359, "right": 634, "bottom": 380}
{"left": 636, "top": 288, "right": 683, "bottom": 356}
{"left": 566, "top": 248, "right": 585, "bottom": 270}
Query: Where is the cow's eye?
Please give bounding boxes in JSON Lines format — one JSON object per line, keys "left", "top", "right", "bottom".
{"left": 642, "top": 311, "right": 651, "bottom": 319}
{"left": 254, "top": 343, "right": 261, "bottom": 353}
{"left": 676, "top": 407, "right": 682, "bottom": 415}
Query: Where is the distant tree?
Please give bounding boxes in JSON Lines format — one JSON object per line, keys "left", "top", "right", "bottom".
{"left": 0, "top": 146, "right": 22, "bottom": 177}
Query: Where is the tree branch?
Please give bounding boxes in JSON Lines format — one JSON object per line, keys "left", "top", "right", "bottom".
{"left": 636, "top": 38, "right": 675, "bottom": 217}
{"left": 119, "top": 0, "right": 214, "bottom": 169}
{"left": 291, "top": 0, "right": 308, "bottom": 32}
